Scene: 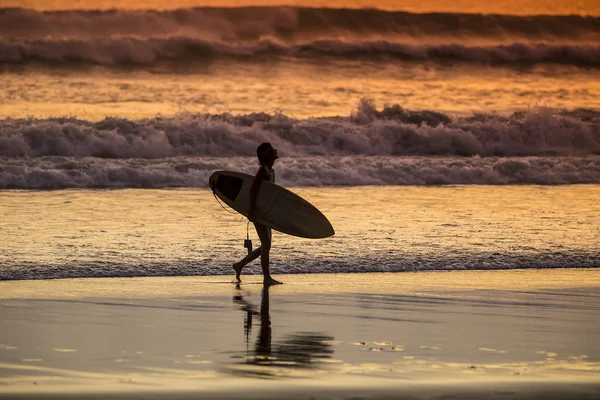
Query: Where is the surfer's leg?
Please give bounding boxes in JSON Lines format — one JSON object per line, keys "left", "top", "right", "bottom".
{"left": 255, "top": 224, "right": 282, "bottom": 285}
{"left": 255, "top": 223, "right": 271, "bottom": 278}
{"left": 233, "top": 247, "right": 262, "bottom": 282}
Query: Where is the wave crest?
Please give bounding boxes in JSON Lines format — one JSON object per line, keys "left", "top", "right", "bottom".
{"left": 1, "top": 37, "right": 599, "bottom": 66}
{"left": 2, "top": 103, "right": 599, "bottom": 159}
{"left": 2, "top": 7, "right": 599, "bottom": 67}
{"left": 1, "top": 103, "right": 599, "bottom": 188}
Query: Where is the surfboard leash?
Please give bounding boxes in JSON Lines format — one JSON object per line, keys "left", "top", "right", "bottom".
{"left": 212, "top": 192, "right": 239, "bottom": 215}
{"left": 212, "top": 190, "right": 253, "bottom": 259}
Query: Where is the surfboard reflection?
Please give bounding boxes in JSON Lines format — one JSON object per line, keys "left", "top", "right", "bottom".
{"left": 229, "top": 285, "right": 334, "bottom": 378}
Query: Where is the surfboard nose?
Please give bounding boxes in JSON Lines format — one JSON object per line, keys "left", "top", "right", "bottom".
{"left": 208, "top": 172, "right": 219, "bottom": 192}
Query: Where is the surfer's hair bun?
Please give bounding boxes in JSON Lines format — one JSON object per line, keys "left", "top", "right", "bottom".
{"left": 257, "top": 142, "right": 272, "bottom": 165}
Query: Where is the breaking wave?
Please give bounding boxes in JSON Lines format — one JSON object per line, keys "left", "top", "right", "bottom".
{"left": 1, "top": 102, "right": 599, "bottom": 188}
{"left": 2, "top": 102, "right": 599, "bottom": 159}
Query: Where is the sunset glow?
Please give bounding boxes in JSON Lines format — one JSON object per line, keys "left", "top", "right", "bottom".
{"left": 3, "top": 0, "right": 600, "bottom": 15}
{"left": 1, "top": 0, "right": 599, "bottom": 398}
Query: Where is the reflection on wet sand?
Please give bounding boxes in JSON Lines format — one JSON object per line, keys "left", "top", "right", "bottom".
{"left": 228, "top": 284, "right": 334, "bottom": 378}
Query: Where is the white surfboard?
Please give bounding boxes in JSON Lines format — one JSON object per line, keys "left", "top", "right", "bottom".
{"left": 209, "top": 171, "right": 334, "bottom": 239}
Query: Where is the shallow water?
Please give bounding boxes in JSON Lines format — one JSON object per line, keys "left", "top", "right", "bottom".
{"left": 1, "top": 185, "right": 598, "bottom": 280}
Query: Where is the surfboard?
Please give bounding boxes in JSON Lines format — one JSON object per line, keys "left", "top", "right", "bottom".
{"left": 209, "top": 171, "right": 334, "bottom": 239}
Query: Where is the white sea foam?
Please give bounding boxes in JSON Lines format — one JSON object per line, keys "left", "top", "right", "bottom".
{"left": 1, "top": 104, "right": 599, "bottom": 159}
{"left": 1, "top": 155, "right": 599, "bottom": 189}
{"left": 1, "top": 103, "right": 599, "bottom": 188}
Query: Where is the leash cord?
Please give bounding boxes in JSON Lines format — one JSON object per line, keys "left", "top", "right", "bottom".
{"left": 213, "top": 192, "right": 240, "bottom": 215}
{"left": 212, "top": 190, "right": 251, "bottom": 262}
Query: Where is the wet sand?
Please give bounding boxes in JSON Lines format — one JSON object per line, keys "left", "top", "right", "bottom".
{"left": 1, "top": 270, "right": 599, "bottom": 399}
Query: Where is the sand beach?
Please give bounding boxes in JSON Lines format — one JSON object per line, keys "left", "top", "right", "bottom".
{"left": 1, "top": 270, "right": 599, "bottom": 399}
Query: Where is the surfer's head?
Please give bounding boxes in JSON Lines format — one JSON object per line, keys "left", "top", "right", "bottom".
{"left": 257, "top": 142, "right": 278, "bottom": 165}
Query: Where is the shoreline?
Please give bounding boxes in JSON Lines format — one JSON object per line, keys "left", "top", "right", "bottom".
{"left": 1, "top": 268, "right": 599, "bottom": 299}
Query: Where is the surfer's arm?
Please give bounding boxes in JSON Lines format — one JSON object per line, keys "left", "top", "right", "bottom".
{"left": 248, "top": 167, "right": 268, "bottom": 219}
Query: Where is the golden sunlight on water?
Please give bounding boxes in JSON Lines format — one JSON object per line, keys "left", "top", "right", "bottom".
{"left": 7, "top": 0, "right": 600, "bottom": 15}
{"left": 1, "top": 185, "right": 598, "bottom": 280}
{"left": 3, "top": 63, "right": 599, "bottom": 120}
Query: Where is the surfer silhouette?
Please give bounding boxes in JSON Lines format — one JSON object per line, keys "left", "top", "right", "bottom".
{"left": 233, "top": 143, "right": 282, "bottom": 285}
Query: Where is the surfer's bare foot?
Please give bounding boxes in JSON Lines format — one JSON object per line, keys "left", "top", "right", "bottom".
{"left": 263, "top": 277, "right": 283, "bottom": 286}
{"left": 233, "top": 262, "right": 244, "bottom": 282}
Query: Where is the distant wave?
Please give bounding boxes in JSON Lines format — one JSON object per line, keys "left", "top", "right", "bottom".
{"left": 2, "top": 7, "right": 599, "bottom": 68}
{"left": 1, "top": 7, "right": 599, "bottom": 42}
{"left": 2, "top": 102, "right": 599, "bottom": 159}
{"left": 2, "top": 37, "right": 599, "bottom": 66}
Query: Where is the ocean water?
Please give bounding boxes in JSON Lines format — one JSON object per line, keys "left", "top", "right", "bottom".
{"left": 1, "top": 186, "right": 599, "bottom": 280}
{"left": 0, "top": 2, "right": 599, "bottom": 280}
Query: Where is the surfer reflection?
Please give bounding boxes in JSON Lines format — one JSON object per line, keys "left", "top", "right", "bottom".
{"left": 233, "top": 142, "right": 282, "bottom": 285}
{"left": 231, "top": 285, "right": 335, "bottom": 378}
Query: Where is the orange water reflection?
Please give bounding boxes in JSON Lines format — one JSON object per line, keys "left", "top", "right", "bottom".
{"left": 8, "top": 0, "right": 600, "bottom": 16}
